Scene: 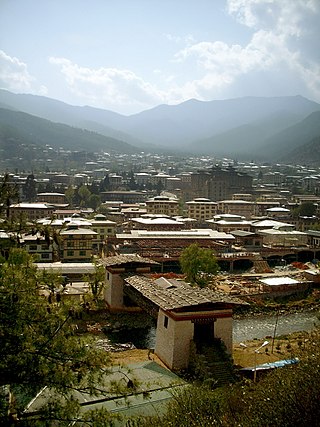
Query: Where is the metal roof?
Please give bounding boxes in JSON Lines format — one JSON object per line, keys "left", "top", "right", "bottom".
{"left": 259, "top": 276, "right": 300, "bottom": 286}
{"left": 25, "top": 361, "right": 186, "bottom": 425}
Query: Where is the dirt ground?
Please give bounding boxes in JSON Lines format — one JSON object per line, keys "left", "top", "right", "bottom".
{"left": 110, "top": 330, "right": 314, "bottom": 370}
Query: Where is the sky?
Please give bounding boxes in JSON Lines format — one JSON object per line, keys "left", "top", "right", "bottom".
{"left": 0, "top": 0, "right": 320, "bottom": 115}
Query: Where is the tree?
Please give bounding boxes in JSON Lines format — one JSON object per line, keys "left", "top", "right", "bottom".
{"left": 84, "top": 262, "right": 105, "bottom": 306}
{"left": 99, "top": 174, "right": 110, "bottom": 192}
{"left": 65, "top": 185, "right": 76, "bottom": 207}
{"left": 23, "top": 174, "right": 37, "bottom": 202}
{"left": 0, "top": 249, "right": 110, "bottom": 425}
{"left": 0, "top": 173, "right": 19, "bottom": 219}
{"left": 179, "top": 244, "right": 220, "bottom": 287}
{"left": 78, "top": 185, "right": 91, "bottom": 208}
{"left": 292, "top": 202, "right": 317, "bottom": 218}
{"left": 88, "top": 194, "right": 101, "bottom": 211}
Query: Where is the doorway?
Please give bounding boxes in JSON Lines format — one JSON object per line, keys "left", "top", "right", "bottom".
{"left": 193, "top": 320, "right": 215, "bottom": 351}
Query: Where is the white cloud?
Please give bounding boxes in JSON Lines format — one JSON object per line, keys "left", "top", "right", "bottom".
{"left": 169, "top": 0, "right": 320, "bottom": 103}
{"left": 49, "top": 57, "right": 166, "bottom": 112}
{"left": 0, "top": 50, "right": 47, "bottom": 94}
{"left": 164, "top": 33, "right": 195, "bottom": 45}
{"left": 227, "top": 0, "right": 319, "bottom": 36}
{"left": 44, "top": 0, "right": 320, "bottom": 112}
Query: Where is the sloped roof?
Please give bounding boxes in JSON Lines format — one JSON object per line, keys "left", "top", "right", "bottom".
{"left": 124, "top": 275, "right": 247, "bottom": 311}
{"left": 25, "top": 361, "right": 185, "bottom": 423}
{"left": 101, "top": 254, "right": 159, "bottom": 267}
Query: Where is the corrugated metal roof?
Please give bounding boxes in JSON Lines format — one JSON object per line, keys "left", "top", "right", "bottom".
{"left": 260, "top": 276, "right": 300, "bottom": 286}
{"left": 25, "top": 361, "right": 185, "bottom": 424}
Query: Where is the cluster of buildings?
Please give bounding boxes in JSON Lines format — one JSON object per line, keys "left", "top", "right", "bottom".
{"left": 2, "top": 155, "right": 320, "bottom": 374}
{"left": 2, "top": 158, "right": 320, "bottom": 268}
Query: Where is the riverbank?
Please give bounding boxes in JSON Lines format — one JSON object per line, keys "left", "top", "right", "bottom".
{"left": 108, "top": 329, "right": 319, "bottom": 370}
{"left": 233, "top": 288, "right": 320, "bottom": 318}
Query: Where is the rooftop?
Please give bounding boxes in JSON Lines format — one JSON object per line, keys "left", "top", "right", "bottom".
{"left": 125, "top": 275, "right": 247, "bottom": 311}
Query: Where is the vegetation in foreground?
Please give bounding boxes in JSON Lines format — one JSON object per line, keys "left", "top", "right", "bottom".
{"left": 137, "top": 328, "right": 320, "bottom": 427}
{"left": 0, "top": 249, "right": 121, "bottom": 426}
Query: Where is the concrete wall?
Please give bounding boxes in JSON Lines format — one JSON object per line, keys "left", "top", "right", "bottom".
{"left": 104, "top": 270, "right": 124, "bottom": 309}
{"left": 155, "top": 310, "right": 194, "bottom": 370}
{"left": 214, "top": 316, "right": 233, "bottom": 354}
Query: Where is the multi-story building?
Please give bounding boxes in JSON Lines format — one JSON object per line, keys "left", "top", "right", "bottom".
{"left": 90, "top": 214, "right": 117, "bottom": 254}
{"left": 145, "top": 196, "right": 180, "bottom": 216}
{"left": 185, "top": 198, "right": 217, "bottom": 222}
{"left": 207, "top": 214, "right": 252, "bottom": 233}
{"left": 60, "top": 224, "right": 97, "bottom": 262}
{"left": 217, "top": 200, "right": 254, "bottom": 219}
{"left": 111, "top": 228, "right": 235, "bottom": 259}
{"left": 37, "top": 192, "right": 67, "bottom": 205}
{"left": 20, "top": 233, "right": 54, "bottom": 262}
{"left": 9, "top": 203, "right": 55, "bottom": 221}
{"left": 100, "top": 191, "right": 146, "bottom": 204}
{"left": 190, "top": 166, "right": 253, "bottom": 201}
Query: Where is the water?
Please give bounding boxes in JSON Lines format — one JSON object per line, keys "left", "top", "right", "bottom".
{"left": 105, "top": 310, "right": 319, "bottom": 349}
{"left": 107, "top": 325, "right": 157, "bottom": 349}
{"left": 233, "top": 310, "right": 320, "bottom": 343}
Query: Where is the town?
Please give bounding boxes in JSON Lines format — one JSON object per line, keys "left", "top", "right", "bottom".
{"left": 1, "top": 151, "right": 320, "bottom": 425}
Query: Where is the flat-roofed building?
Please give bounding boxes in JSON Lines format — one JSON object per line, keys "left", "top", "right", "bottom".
{"left": 37, "top": 192, "right": 67, "bottom": 205}
{"left": 185, "top": 198, "right": 217, "bottom": 222}
{"left": 9, "top": 203, "right": 55, "bottom": 221}
{"left": 130, "top": 216, "right": 185, "bottom": 231}
{"left": 101, "top": 191, "right": 146, "bottom": 204}
{"left": 207, "top": 214, "right": 252, "bottom": 233}
{"left": 217, "top": 200, "right": 254, "bottom": 219}
{"left": 111, "top": 228, "right": 235, "bottom": 259}
{"left": 146, "top": 195, "right": 180, "bottom": 216}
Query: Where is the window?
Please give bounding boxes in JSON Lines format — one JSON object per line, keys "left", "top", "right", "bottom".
{"left": 29, "top": 245, "right": 37, "bottom": 251}
{"left": 41, "top": 253, "right": 50, "bottom": 259}
{"left": 79, "top": 250, "right": 86, "bottom": 256}
{"left": 164, "top": 316, "right": 168, "bottom": 329}
{"left": 67, "top": 250, "right": 74, "bottom": 256}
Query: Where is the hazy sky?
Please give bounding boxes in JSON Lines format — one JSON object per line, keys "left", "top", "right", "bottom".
{"left": 1, "top": 0, "right": 320, "bottom": 115}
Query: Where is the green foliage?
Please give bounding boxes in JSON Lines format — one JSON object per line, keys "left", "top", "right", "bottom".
{"left": 0, "top": 248, "right": 110, "bottom": 425}
{"left": 23, "top": 174, "right": 37, "bottom": 202}
{"left": 88, "top": 193, "right": 102, "bottom": 211}
{"left": 291, "top": 202, "right": 317, "bottom": 218}
{"left": 138, "top": 330, "right": 320, "bottom": 427}
{"left": 179, "top": 244, "right": 220, "bottom": 287}
{"left": 0, "top": 173, "right": 19, "bottom": 218}
{"left": 85, "top": 262, "right": 105, "bottom": 305}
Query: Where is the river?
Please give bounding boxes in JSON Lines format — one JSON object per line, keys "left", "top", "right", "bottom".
{"left": 233, "top": 310, "right": 320, "bottom": 343}
{"left": 105, "top": 309, "right": 320, "bottom": 349}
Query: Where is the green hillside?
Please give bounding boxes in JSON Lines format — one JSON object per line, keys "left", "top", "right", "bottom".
{"left": 0, "top": 108, "right": 138, "bottom": 154}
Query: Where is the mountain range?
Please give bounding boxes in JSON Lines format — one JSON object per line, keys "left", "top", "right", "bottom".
{"left": 1, "top": 89, "right": 320, "bottom": 164}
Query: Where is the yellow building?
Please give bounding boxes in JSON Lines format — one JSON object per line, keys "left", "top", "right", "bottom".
{"left": 185, "top": 198, "right": 217, "bottom": 221}
{"left": 146, "top": 196, "right": 179, "bottom": 216}
{"left": 90, "top": 214, "right": 117, "bottom": 254}
{"left": 60, "top": 224, "right": 97, "bottom": 262}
